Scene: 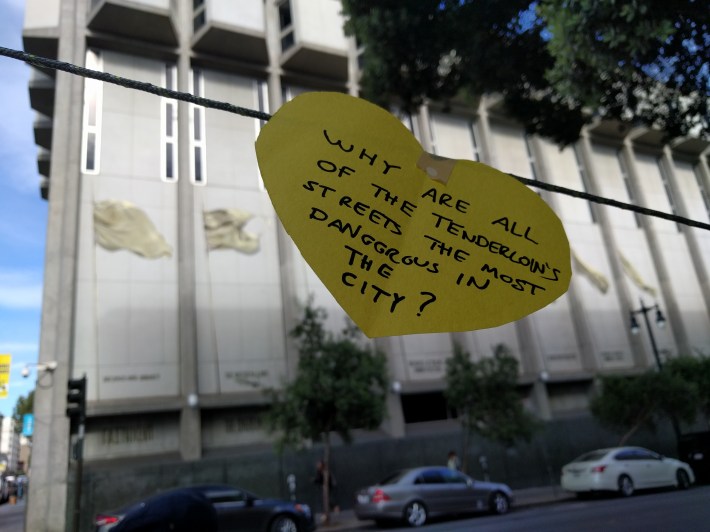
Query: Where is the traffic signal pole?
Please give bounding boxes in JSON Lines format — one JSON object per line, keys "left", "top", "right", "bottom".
{"left": 73, "top": 429, "right": 84, "bottom": 532}
{"left": 66, "top": 376, "right": 86, "bottom": 532}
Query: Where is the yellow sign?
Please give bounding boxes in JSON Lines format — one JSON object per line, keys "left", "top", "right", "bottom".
{"left": 0, "top": 354, "right": 11, "bottom": 398}
{"left": 256, "top": 92, "right": 571, "bottom": 337}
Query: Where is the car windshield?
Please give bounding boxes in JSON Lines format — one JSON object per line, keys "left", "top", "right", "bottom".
{"left": 572, "top": 450, "right": 609, "bottom": 462}
{"left": 377, "top": 470, "right": 409, "bottom": 485}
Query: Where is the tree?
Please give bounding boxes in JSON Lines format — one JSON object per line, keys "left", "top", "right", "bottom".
{"left": 12, "top": 390, "right": 34, "bottom": 438}
{"left": 265, "top": 303, "right": 388, "bottom": 524}
{"left": 664, "top": 355, "right": 710, "bottom": 427}
{"left": 590, "top": 370, "right": 698, "bottom": 445}
{"left": 444, "top": 343, "right": 540, "bottom": 472}
{"left": 341, "top": 0, "right": 709, "bottom": 145}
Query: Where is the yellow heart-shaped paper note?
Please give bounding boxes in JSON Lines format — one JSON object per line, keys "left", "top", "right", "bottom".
{"left": 256, "top": 92, "right": 571, "bottom": 337}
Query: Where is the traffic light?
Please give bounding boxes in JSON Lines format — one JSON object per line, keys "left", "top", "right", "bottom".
{"left": 66, "top": 376, "right": 86, "bottom": 425}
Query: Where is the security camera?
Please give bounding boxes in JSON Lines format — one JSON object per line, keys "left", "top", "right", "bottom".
{"left": 21, "top": 361, "right": 58, "bottom": 378}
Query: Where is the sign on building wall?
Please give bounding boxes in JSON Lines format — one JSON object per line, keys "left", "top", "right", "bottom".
{"left": 0, "top": 354, "right": 10, "bottom": 398}
{"left": 22, "top": 414, "right": 34, "bottom": 437}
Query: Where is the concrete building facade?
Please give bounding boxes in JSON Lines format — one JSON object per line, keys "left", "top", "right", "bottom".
{"left": 0, "top": 416, "right": 20, "bottom": 473}
{"left": 21, "top": 0, "right": 710, "bottom": 530}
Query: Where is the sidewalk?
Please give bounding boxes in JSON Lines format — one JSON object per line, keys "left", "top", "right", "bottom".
{"left": 0, "top": 497, "right": 27, "bottom": 532}
{"left": 319, "top": 484, "right": 574, "bottom": 530}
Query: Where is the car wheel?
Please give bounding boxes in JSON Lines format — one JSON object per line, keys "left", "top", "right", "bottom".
{"left": 677, "top": 469, "right": 691, "bottom": 490}
{"left": 618, "top": 474, "right": 634, "bottom": 497}
{"left": 489, "top": 491, "right": 510, "bottom": 515}
{"left": 403, "top": 501, "right": 428, "bottom": 527}
{"left": 269, "top": 515, "right": 298, "bottom": 532}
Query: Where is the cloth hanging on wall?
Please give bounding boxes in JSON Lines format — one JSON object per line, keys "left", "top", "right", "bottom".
{"left": 94, "top": 200, "right": 173, "bottom": 258}
{"left": 619, "top": 252, "right": 657, "bottom": 297}
{"left": 571, "top": 250, "right": 609, "bottom": 294}
{"left": 203, "top": 209, "right": 260, "bottom": 254}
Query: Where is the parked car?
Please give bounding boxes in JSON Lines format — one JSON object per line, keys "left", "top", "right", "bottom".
{"left": 561, "top": 446, "right": 695, "bottom": 497}
{"left": 678, "top": 431, "right": 710, "bottom": 484}
{"left": 0, "top": 475, "right": 12, "bottom": 503}
{"left": 94, "top": 484, "right": 316, "bottom": 532}
{"left": 354, "top": 466, "right": 514, "bottom": 528}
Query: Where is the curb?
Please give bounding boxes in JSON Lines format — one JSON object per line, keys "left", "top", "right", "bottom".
{"left": 318, "top": 491, "right": 576, "bottom": 531}
{"left": 317, "top": 488, "right": 575, "bottom": 532}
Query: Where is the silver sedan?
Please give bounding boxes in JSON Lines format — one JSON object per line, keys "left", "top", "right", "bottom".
{"left": 354, "top": 466, "right": 514, "bottom": 527}
{"left": 561, "top": 446, "right": 695, "bottom": 497}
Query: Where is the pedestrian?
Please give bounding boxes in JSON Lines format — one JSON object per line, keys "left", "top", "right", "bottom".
{"left": 313, "top": 459, "right": 340, "bottom": 520}
{"left": 447, "top": 450, "right": 461, "bottom": 471}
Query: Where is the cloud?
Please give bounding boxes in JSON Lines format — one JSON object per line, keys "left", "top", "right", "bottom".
{"left": 0, "top": 270, "right": 43, "bottom": 309}
{"left": 5, "top": 344, "right": 39, "bottom": 356}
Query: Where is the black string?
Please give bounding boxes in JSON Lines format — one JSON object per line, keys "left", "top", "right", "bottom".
{"left": 508, "top": 174, "right": 710, "bottom": 231}
{"left": 0, "top": 46, "right": 271, "bottom": 122}
{"left": 2, "top": 45, "right": 709, "bottom": 232}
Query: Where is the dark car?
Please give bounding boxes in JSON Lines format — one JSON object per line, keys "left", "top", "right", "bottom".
{"left": 94, "top": 484, "right": 316, "bottom": 532}
{"left": 679, "top": 431, "right": 710, "bottom": 484}
{"left": 354, "top": 466, "right": 514, "bottom": 527}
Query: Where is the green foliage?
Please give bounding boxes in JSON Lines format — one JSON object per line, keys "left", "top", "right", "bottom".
{"left": 539, "top": 0, "right": 708, "bottom": 141}
{"left": 590, "top": 370, "right": 698, "bottom": 445}
{"left": 341, "top": 0, "right": 709, "bottom": 144}
{"left": 444, "top": 343, "right": 539, "bottom": 447}
{"left": 12, "top": 390, "right": 34, "bottom": 437}
{"left": 265, "top": 303, "right": 388, "bottom": 450}
{"left": 664, "top": 355, "right": 710, "bottom": 422}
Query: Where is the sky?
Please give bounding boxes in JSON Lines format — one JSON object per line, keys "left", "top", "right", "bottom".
{"left": 0, "top": 0, "right": 48, "bottom": 418}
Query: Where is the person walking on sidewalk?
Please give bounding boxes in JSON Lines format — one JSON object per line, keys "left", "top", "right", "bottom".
{"left": 447, "top": 450, "right": 461, "bottom": 471}
{"left": 314, "top": 459, "right": 340, "bottom": 522}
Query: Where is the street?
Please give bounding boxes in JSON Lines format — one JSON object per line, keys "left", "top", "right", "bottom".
{"left": 0, "top": 498, "right": 26, "bottom": 532}
{"left": 354, "top": 485, "right": 710, "bottom": 532}
{"left": 2, "top": 485, "right": 709, "bottom": 531}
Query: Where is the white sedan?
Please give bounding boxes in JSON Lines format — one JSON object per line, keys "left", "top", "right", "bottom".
{"left": 561, "top": 446, "right": 695, "bottom": 497}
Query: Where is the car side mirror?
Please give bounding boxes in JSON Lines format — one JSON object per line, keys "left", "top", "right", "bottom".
{"left": 467, "top": 479, "right": 474, "bottom": 487}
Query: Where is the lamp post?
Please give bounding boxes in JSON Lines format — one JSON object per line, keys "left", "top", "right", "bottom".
{"left": 629, "top": 299, "right": 666, "bottom": 370}
{"left": 629, "top": 299, "right": 680, "bottom": 440}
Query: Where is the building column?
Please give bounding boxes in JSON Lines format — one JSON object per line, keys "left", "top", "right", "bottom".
{"left": 668, "top": 148, "right": 710, "bottom": 319}
{"left": 416, "top": 103, "right": 434, "bottom": 152}
{"left": 264, "top": 0, "right": 301, "bottom": 379}
{"left": 27, "top": 0, "right": 85, "bottom": 530}
{"left": 472, "top": 101, "right": 550, "bottom": 414}
{"left": 528, "top": 136, "right": 598, "bottom": 374}
{"left": 474, "top": 97, "right": 497, "bottom": 167}
{"left": 577, "top": 132, "right": 648, "bottom": 368}
{"left": 177, "top": 0, "right": 201, "bottom": 461}
{"left": 532, "top": 378, "right": 552, "bottom": 421}
{"left": 620, "top": 140, "right": 691, "bottom": 357}
{"left": 696, "top": 149, "right": 710, "bottom": 191}
{"left": 377, "top": 337, "right": 406, "bottom": 438}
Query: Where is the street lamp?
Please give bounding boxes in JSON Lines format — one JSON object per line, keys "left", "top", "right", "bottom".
{"left": 629, "top": 299, "right": 666, "bottom": 369}
{"left": 629, "top": 299, "right": 681, "bottom": 440}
